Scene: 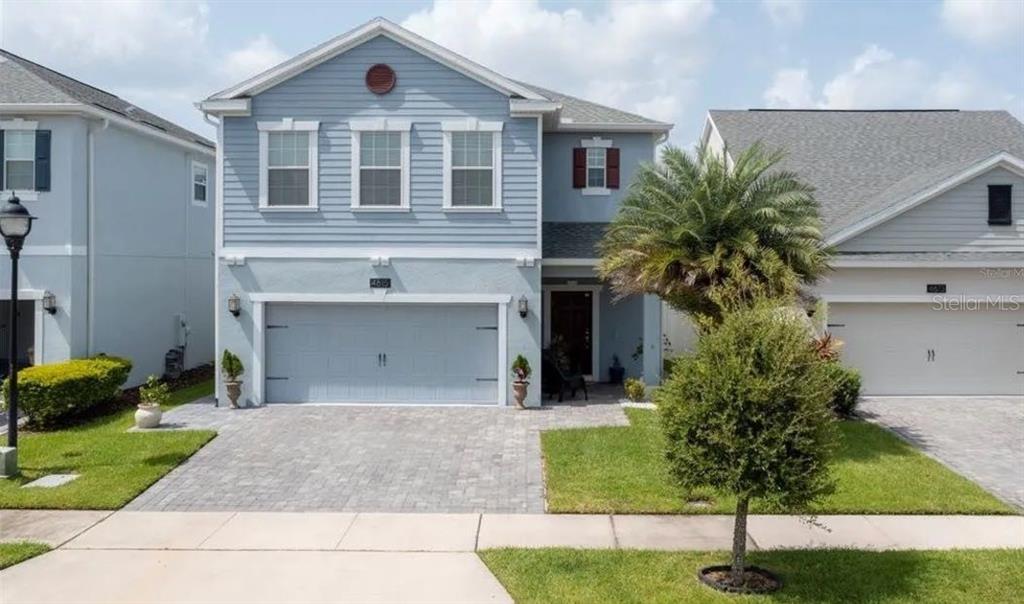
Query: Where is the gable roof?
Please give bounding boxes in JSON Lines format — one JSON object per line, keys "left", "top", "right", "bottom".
{"left": 706, "top": 110, "right": 1024, "bottom": 243}
{"left": 205, "top": 18, "right": 671, "bottom": 133}
{"left": 0, "top": 49, "right": 214, "bottom": 151}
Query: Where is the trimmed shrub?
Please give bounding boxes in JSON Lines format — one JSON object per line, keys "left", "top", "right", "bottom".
{"left": 511, "top": 354, "right": 532, "bottom": 381}
{"left": 221, "top": 349, "right": 244, "bottom": 381}
{"left": 2, "top": 355, "right": 132, "bottom": 429}
{"left": 624, "top": 377, "right": 646, "bottom": 402}
{"left": 139, "top": 375, "right": 171, "bottom": 408}
{"left": 825, "top": 362, "right": 862, "bottom": 417}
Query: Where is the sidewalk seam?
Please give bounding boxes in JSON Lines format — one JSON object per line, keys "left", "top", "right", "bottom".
{"left": 609, "top": 515, "right": 620, "bottom": 549}
{"left": 196, "top": 512, "right": 238, "bottom": 549}
{"left": 333, "top": 513, "right": 360, "bottom": 550}
{"left": 473, "top": 513, "right": 482, "bottom": 552}
{"left": 54, "top": 511, "right": 115, "bottom": 550}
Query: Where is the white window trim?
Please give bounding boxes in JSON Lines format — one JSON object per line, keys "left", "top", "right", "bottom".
{"left": 442, "top": 120, "right": 503, "bottom": 211}
{"left": 350, "top": 119, "right": 411, "bottom": 211}
{"left": 581, "top": 136, "right": 612, "bottom": 197}
{"left": 257, "top": 119, "right": 320, "bottom": 212}
{"left": 2, "top": 119, "right": 40, "bottom": 201}
{"left": 190, "top": 160, "right": 209, "bottom": 207}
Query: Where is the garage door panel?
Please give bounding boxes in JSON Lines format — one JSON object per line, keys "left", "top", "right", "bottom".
{"left": 266, "top": 303, "right": 500, "bottom": 404}
{"left": 829, "top": 303, "right": 1023, "bottom": 396}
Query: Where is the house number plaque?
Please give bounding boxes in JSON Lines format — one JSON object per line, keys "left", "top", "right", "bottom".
{"left": 926, "top": 283, "right": 947, "bottom": 293}
{"left": 370, "top": 278, "right": 391, "bottom": 289}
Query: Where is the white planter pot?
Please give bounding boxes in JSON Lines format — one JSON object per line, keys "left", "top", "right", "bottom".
{"left": 135, "top": 404, "right": 162, "bottom": 429}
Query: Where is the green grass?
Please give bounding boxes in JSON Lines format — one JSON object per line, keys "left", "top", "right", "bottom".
{"left": 0, "top": 379, "right": 216, "bottom": 510}
{"left": 542, "top": 408, "right": 1013, "bottom": 514}
{"left": 480, "top": 549, "right": 1024, "bottom": 604}
{"left": 0, "top": 542, "right": 51, "bottom": 570}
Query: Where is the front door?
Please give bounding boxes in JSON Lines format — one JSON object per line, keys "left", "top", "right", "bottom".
{"left": 550, "top": 291, "right": 593, "bottom": 376}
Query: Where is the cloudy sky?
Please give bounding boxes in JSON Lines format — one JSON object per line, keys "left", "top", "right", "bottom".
{"left": 0, "top": 0, "right": 1020, "bottom": 146}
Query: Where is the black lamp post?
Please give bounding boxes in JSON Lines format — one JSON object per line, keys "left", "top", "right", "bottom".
{"left": 0, "top": 195, "right": 34, "bottom": 465}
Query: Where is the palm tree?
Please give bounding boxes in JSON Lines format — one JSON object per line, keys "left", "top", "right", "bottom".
{"left": 598, "top": 142, "right": 831, "bottom": 322}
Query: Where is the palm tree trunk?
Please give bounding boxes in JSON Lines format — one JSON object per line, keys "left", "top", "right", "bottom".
{"left": 731, "top": 496, "right": 749, "bottom": 587}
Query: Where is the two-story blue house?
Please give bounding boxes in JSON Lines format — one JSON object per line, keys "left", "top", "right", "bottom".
{"left": 0, "top": 50, "right": 215, "bottom": 386}
{"left": 201, "top": 19, "right": 671, "bottom": 407}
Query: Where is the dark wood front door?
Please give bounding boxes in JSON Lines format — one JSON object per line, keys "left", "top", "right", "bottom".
{"left": 550, "top": 291, "right": 593, "bottom": 376}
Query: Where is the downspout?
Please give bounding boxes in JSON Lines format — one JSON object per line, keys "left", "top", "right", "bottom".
{"left": 203, "top": 112, "right": 221, "bottom": 404}
{"left": 86, "top": 117, "right": 109, "bottom": 356}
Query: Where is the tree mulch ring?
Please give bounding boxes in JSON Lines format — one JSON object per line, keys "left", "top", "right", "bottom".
{"left": 698, "top": 565, "right": 782, "bottom": 595}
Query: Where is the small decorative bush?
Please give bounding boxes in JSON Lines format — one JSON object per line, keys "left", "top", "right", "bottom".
{"left": 511, "top": 354, "right": 531, "bottom": 382}
{"left": 2, "top": 355, "right": 133, "bottom": 429}
{"left": 824, "top": 362, "right": 862, "bottom": 418}
{"left": 624, "top": 377, "right": 646, "bottom": 402}
{"left": 138, "top": 375, "right": 170, "bottom": 408}
{"left": 221, "top": 350, "right": 244, "bottom": 382}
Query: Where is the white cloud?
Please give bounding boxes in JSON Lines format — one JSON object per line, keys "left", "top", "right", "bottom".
{"left": 402, "top": 0, "right": 714, "bottom": 144}
{"left": 764, "top": 45, "right": 1020, "bottom": 116}
{"left": 761, "top": 0, "right": 806, "bottom": 27}
{"left": 0, "top": 0, "right": 283, "bottom": 135}
{"left": 763, "top": 68, "right": 815, "bottom": 108}
{"left": 941, "top": 0, "right": 1024, "bottom": 46}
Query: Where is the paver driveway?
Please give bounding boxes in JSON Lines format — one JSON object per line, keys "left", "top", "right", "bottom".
{"left": 127, "top": 397, "right": 627, "bottom": 513}
{"left": 859, "top": 396, "right": 1024, "bottom": 510}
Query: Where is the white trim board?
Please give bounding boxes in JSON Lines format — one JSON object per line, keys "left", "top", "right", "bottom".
{"left": 220, "top": 247, "right": 538, "bottom": 260}
{"left": 249, "top": 292, "right": 512, "bottom": 304}
{"left": 832, "top": 257, "right": 1024, "bottom": 268}
{"left": 542, "top": 258, "right": 599, "bottom": 266}
{"left": 822, "top": 294, "right": 1020, "bottom": 304}
{"left": 828, "top": 152, "right": 1024, "bottom": 246}
{"left": 543, "top": 284, "right": 602, "bottom": 381}
{"left": 206, "top": 18, "right": 545, "bottom": 102}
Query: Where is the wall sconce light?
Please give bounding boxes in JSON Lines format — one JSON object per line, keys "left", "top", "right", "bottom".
{"left": 518, "top": 295, "right": 529, "bottom": 318}
{"left": 42, "top": 291, "right": 57, "bottom": 315}
{"left": 227, "top": 293, "right": 241, "bottom": 317}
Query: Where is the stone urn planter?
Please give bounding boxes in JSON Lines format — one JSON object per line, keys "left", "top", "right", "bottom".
{"left": 134, "top": 403, "right": 162, "bottom": 429}
{"left": 224, "top": 380, "right": 242, "bottom": 409}
{"left": 512, "top": 381, "right": 529, "bottom": 409}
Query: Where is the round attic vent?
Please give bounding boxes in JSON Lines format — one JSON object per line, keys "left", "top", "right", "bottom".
{"left": 365, "top": 64, "right": 396, "bottom": 95}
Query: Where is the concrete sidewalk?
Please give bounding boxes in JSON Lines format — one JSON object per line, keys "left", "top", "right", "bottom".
{"left": 2, "top": 511, "right": 1021, "bottom": 604}
{"left": 4, "top": 509, "right": 1022, "bottom": 552}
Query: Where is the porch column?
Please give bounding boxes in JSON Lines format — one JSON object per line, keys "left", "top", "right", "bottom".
{"left": 642, "top": 294, "right": 661, "bottom": 386}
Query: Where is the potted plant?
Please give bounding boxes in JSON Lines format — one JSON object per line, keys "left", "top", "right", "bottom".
{"left": 135, "top": 375, "right": 169, "bottom": 429}
{"left": 221, "top": 349, "right": 244, "bottom": 409}
{"left": 608, "top": 354, "right": 625, "bottom": 384}
{"left": 510, "top": 354, "right": 531, "bottom": 409}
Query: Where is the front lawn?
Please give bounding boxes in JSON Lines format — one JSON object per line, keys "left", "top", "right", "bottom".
{"left": 542, "top": 408, "right": 1012, "bottom": 514}
{"left": 0, "top": 542, "right": 51, "bottom": 570}
{"left": 480, "top": 549, "right": 1024, "bottom": 604}
{"left": 0, "top": 379, "right": 215, "bottom": 510}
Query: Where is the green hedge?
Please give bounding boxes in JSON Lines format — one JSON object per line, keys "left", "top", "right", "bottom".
{"left": 824, "top": 362, "right": 862, "bottom": 418}
{"left": 2, "top": 355, "right": 132, "bottom": 429}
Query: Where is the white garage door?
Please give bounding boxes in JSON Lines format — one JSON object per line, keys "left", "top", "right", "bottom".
{"left": 265, "top": 304, "right": 500, "bottom": 404}
{"left": 828, "top": 303, "right": 1024, "bottom": 396}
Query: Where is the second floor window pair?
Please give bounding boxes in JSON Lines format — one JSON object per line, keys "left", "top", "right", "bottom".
{"left": 259, "top": 118, "right": 502, "bottom": 212}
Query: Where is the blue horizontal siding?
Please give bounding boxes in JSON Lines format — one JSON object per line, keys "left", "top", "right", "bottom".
{"left": 222, "top": 35, "right": 538, "bottom": 249}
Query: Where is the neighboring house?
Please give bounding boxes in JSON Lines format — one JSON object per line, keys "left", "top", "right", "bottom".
{"left": 679, "top": 109, "right": 1023, "bottom": 396}
{"left": 0, "top": 50, "right": 215, "bottom": 386}
{"left": 200, "top": 18, "right": 671, "bottom": 407}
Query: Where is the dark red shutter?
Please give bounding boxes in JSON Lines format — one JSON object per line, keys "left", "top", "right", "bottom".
{"left": 572, "top": 148, "right": 586, "bottom": 188}
{"left": 606, "top": 148, "right": 620, "bottom": 189}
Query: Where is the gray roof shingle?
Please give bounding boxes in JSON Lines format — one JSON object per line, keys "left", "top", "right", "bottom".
{"left": 0, "top": 50, "right": 213, "bottom": 149}
{"left": 708, "top": 110, "right": 1024, "bottom": 237}
{"left": 543, "top": 222, "right": 607, "bottom": 258}
{"left": 519, "top": 82, "right": 670, "bottom": 128}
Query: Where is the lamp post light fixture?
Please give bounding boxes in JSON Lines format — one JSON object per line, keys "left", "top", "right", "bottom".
{"left": 0, "top": 194, "right": 35, "bottom": 477}
{"left": 227, "top": 293, "right": 241, "bottom": 317}
{"left": 517, "top": 295, "right": 529, "bottom": 318}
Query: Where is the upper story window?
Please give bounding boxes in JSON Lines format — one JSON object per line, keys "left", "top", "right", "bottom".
{"left": 191, "top": 161, "right": 209, "bottom": 206}
{"left": 1, "top": 120, "right": 50, "bottom": 201}
{"left": 257, "top": 119, "right": 320, "bottom": 211}
{"left": 573, "top": 137, "right": 620, "bottom": 196}
{"left": 442, "top": 119, "right": 503, "bottom": 211}
{"left": 350, "top": 119, "right": 411, "bottom": 211}
{"left": 988, "top": 184, "right": 1012, "bottom": 226}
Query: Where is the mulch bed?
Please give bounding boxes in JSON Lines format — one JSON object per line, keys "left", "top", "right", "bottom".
{"left": 117, "top": 364, "right": 214, "bottom": 407}
{"left": 699, "top": 565, "right": 782, "bottom": 594}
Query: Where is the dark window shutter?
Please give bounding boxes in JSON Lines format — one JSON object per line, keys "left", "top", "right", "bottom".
{"left": 606, "top": 148, "right": 620, "bottom": 189}
{"left": 35, "top": 130, "right": 51, "bottom": 191}
{"left": 0, "top": 130, "right": 4, "bottom": 188}
{"left": 572, "top": 148, "right": 586, "bottom": 188}
{"left": 988, "top": 185, "right": 1012, "bottom": 225}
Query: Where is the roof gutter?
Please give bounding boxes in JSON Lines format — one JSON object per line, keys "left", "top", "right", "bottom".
{"left": 0, "top": 103, "right": 214, "bottom": 156}
{"left": 554, "top": 121, "right": 673, "bottom": 133}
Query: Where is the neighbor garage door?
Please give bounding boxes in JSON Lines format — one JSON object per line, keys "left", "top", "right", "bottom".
{"left": 828, "top": 303, "right": 1024, "bottom": 396}
{"left": 265, "top": 304, "right": 499, "bottom": 404}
